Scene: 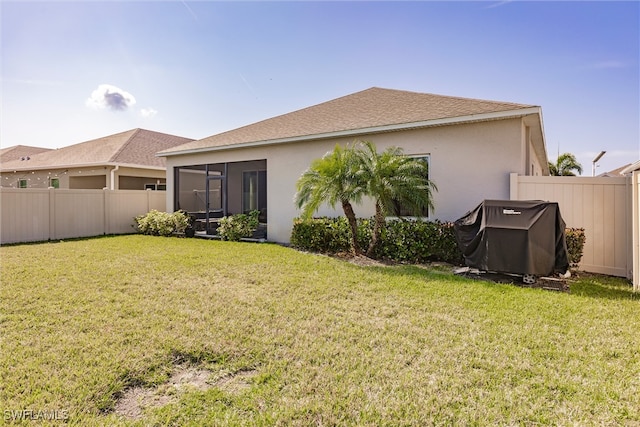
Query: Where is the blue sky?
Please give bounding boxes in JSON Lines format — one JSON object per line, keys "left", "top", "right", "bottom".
{"left": 2, "top": 1, "right": 638, "bottom": 175}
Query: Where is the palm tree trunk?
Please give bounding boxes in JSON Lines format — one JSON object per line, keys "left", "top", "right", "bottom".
{"left": 341, "top": 200, "right": 361, "bottom": 255}
{"left": 366, "top": 201, "right": 385, "bottom": 258}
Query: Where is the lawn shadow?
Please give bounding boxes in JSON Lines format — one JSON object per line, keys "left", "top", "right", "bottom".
{"left": 350, "top": 259, "right": 638, "bottom": 302}
{"left": 568, "top": 273, "right": 638, "bottom": 301}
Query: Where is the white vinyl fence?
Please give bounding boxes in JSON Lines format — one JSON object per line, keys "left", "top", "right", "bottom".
{"left": 510, "top": 174, "right": 633, "bottom": 280}
{"left": 633, "top": 170, "right": 640, "bottom": 290}
{"left": 0, "top": 188, "right": 166, "bottom": 244}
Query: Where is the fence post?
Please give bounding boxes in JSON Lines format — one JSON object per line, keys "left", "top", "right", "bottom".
{"left": 509, "top": 173, "right": 519, "bottom": 200}
{"left": 633, "top": 171, "right": 639, "bottom": 291}
{"left": 103, "top": 188, "right": 109, "bottom": 235}
{"left": 49, "top": 187, "right": 55, "bottom": 241}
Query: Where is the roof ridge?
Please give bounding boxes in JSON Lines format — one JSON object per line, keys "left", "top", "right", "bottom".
{"left": 369, "top": 86, "right": 535, "bottom": 108}
{"left": 109, "top": 128, "right": 141, "bottom": 162}
{"left": 0, "top": 144, "right": 52, "bottom": 152}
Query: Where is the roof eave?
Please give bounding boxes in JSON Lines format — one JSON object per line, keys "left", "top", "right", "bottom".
{"left": 159, "top": 107, "right": 542, "bottom": 157}
{"left": 621, "top": 160, "right": 640, "bottom": 175}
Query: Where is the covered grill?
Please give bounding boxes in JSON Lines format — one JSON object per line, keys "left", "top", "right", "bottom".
{"left": 454, "top": 200, "right": 569, "bottom": 277}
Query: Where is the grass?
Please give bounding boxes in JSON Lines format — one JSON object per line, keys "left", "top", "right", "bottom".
{"left": 1, "top": 234, "right": 639, "bottom": 426}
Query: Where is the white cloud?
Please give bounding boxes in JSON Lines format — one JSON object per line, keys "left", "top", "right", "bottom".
{"left": 86, "top": 84, "right": 136, "bottom": 111}
{"left": 140, "top": 107, "right": 158, "bottom": 118}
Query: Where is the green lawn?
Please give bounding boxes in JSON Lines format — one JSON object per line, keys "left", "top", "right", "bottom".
{"left": 1, "top": 235, "right": 638, "bottom": 426}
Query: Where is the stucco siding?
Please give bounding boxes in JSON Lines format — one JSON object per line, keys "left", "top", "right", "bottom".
{"left": 166, "top": 118, "right": 526, "bottom": 244}
{"left": 1, "top": 165, "right": 166, "bottom": 190}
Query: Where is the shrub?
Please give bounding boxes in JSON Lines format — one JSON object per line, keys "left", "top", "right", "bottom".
{"left": 565, "top": 227, "right": 586, "bottom": 267}
{"left": 134, "top": 210, "right": 190, "bottom": 237}
{"left": 217, "top": 210, "right": 260, "bottom": 241}
{"left": 291, "top": 217, "right": 463, "bottom": 264}
{"left": 375, "top": 219, "right": 463, "bottom": 264}
{"left": 290, "top": 217, "right": 352, "bottom": 253}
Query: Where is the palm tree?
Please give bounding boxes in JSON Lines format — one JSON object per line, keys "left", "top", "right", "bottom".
{"left": 294, "top": 144, "right": 364, "bottom": 254}
{"left": 548, "top": 153, "right": 583, "bottom": 176}
{"left": 354, "top": 141, "right": 437, "bottom": 258}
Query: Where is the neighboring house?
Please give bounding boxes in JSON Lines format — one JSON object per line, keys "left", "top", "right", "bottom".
{"left": 1, "top": 129, "right": 194, "bottom": 190}
{"left": 598, "top": 163, "right": 632, "bottom": 177}
{"left": 0, "top": 145, "right": 52, "bottom": 164}
{"left": 159, "top": 87, "right": 549, "bottom": 243}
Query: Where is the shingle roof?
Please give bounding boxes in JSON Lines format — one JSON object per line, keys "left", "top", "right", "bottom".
{"left": 161, "top": 87, "right": 536, "bottom": 155}
{"left": 0, "top": 145, "right": 52, "bottom": 164}
{"left": 1, "top": 129, "right": 194, "bottom": 171}
{"left": 598, "top": 163, "right": 633, "bottom": 177}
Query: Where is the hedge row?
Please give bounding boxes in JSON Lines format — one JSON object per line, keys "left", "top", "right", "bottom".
{"left": 291, "top": 217, "right": 586, "bottom": 268}
{"left": 291, "top": 217, "right": 464, "bottom": 264}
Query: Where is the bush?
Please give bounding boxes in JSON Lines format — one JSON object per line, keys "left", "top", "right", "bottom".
{"left": 291, "top": 217, "right": 463, "bottom": 264}
{"left": 291, "top": 218, "right": 585, "bottom": 269}
{"left": 218, "top": 210, "right": 260, "bottom": 241}
{"left": 565, "top": 227, "right": 586, "bottom": 267}
{"left": 134, "top": 210, "right": 190, "bottom": 237}
{"left": 290, "top": 217, "right": 352, "bottom": 253}
{"left": 374, "top": 219, "right": 463, "bottom": 264}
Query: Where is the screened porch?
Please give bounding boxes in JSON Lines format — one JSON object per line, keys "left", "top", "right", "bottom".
{"left": 174, "top": 160, "right": 267, "bottom": 238}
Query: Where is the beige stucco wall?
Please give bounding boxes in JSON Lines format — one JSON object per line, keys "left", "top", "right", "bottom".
{"left": 165, "top": 118, "right": 529, "bottom": 243}
{"left": 0, "top": 166, "right": 166, "bottom": 190}
{"left": 1, "top": 166, "right": 111, "bottom": 189}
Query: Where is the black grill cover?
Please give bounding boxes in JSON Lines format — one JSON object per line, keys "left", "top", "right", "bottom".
{"left": 454, "top": 200, "right": 569, "bottom": 276}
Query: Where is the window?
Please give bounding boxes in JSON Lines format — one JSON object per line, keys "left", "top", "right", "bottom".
{"left": 144, "top": 183, "right": 167, "bottom": 190}
{"left": 49, "top": 178, "right": 59, "bottom": 188}
{"left": 391, "top": 155, "right": 431, "bottom": 218}
{"left": 18, "top": 179, "right": 27, "bottom": 188}
{"left": 242, "top": 170, "right": 267, "bottom": 218}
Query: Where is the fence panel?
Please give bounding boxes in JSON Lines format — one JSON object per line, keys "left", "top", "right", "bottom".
{"left": 0, "top": 188, "right": 167, "bottom": 244}
{"left": 511, "top": 174, "right": 631, "bottom": 278}
{"left": 52, "top": 190, "right": 106, "bottom": 240}
{"left": 0, "top": 189, "right": 51, "bottom": 244}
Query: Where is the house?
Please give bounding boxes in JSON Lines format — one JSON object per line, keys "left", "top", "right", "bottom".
{"left": 159, "top": 87, "right": 549, "bottom": 243}
{"left": 1, "top": 129, "right": 194, "bottom": 190}
{"left": 0, "top": 145, "right": 52, "bottom": 164}
{"left": 598, "top": 163, "right": 632, "bottom": 177}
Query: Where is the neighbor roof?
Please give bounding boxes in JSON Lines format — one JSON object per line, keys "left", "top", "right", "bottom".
{"left": 0, "top": 145, "right": 52, "bottom": 164}
{"left": 1, "top": 129, "right": 194, "bottom": 172}
{"left": 598, "top": 163, "right": 632, "bottom": 177}
{"left": 160, "top": 87, "right": 539, "bottom": 156}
